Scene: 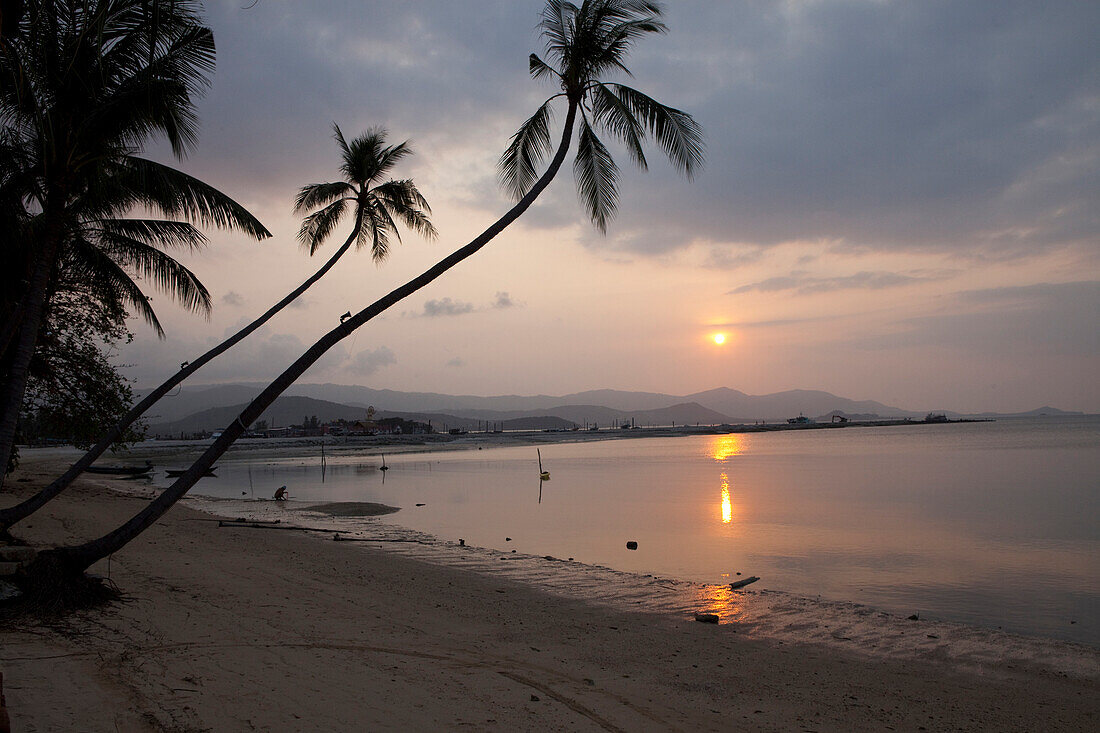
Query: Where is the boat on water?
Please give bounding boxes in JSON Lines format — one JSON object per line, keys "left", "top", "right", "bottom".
{"left": 924, "top": 412, "right": 948, "bottom": 423}
{"left": 787, "top": 413, "right": 815, "bottom": 425}
{"left": 86, "top": 463, "right": 153, "bottom": 476}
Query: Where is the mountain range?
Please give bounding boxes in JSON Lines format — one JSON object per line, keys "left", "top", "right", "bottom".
{"left": 139, "top": 383, "right": 1081, "bottom": 436}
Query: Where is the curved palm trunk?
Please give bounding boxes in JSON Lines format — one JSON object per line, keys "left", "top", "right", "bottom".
{"left": 0, "top": 218, "right": 62, "bottom": 485}
{"left": 35, "top": 101, "right": 579, "bottom": 575}
{"left": 0, "top": 211, "right": 363, "bottom": 528}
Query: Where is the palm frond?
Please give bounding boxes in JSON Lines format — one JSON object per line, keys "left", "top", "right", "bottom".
{"left": 294, "top": 181, "right": 354, "bottom": 214}
{"left": 361, "top": 203, "right": 394, "bottom": 263}
{"left": 297, "top": 198, "right": 348, "bottom": 255}
{"left": 529, "top": 53, "right": 560, "bottom": 82}
{"left": 499, "top": 99, "right": 555, "bottom": 200}
{"left": 610, "top": 84, "right": 703, "bottom": 177}
{"left": 93, "top": 230, "right": 212, "bottom": 315}
{"left": 64, "top": 235, "right": 166, "bottom": 337}
{"left": 114, "top": 157, "right": 272, "bottom": 238}
{"left": 573, "top": 117, "right": 619, "bottom": 232}
{"left": 589, "top": 82, "right": 647, "bottom": 169}
{"left": 374, "top": 179, "right": 438, "bottom": 241}
{"left": 95, "top": 219, "right": 207, "bottom": 251}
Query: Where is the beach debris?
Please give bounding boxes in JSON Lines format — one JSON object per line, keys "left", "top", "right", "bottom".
{"left": 415, "top": 503, "right": 426, "bottom": 507}
{"left": 530, "top": 694, "right": 540, "bottom": 702}
{"left": 506, "top": 537, "right": 512, "bottom": 541}
{"left": 729, "top": 576, "right": 760, "bottom": 590}
{"left": 908, "top": 613, "right": 920, "bottom": 621}
{"left": 217, "top": 521, "right": 344, "bottom": 534}
{"left": 537, "top": 448, "right": 549, "bottom": 479}
{"left": 0, "top": 580, "right": 23, "bottom": 602}
{"left": 626, "top": 541, "right": 638, "bottom": 550}
{"left": 694, "top": 612, "right": 720, "bottom": 624}
{"left": 459, "top": 539, "right": 465, "bottom": 546}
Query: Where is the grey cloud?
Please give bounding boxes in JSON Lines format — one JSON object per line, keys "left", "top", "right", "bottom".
{"left": 591, "top": 0, "right": 1100, "bottom": 258}
{"left": 423, "top": 298, "right": 475, "bottom": 317}
{"left": 493, "top": 292, "right": 516, "bottom": 309}
{"left": 349, "top": 346, "right": 397, "bottom": 376}
{"left": 853, "top": 281, "right": 1100, "bottom": 356}
{"left": 730, "top": 270, "right": 948, "bottom": 295}
{"left": 705, "top": 247, "right": 766, "bottom": 270}
{"left": 446, "top": 357, "right": 465, "bottom": 368}
{"left": 221, "top": 291, "right": 245, "bottom": 307}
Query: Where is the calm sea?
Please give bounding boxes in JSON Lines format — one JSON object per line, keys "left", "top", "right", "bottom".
{"left": 166, "top": 416, "right": 1100, "bottom": 645}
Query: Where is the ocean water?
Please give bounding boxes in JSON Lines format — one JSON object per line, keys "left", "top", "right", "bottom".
{"left": 164, "top": 416, "right": 1100, "bottom": 645}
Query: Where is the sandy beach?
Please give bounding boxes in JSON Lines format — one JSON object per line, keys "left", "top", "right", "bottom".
{"left": 2, "top": 450, "right": 1097, "bottom": 732}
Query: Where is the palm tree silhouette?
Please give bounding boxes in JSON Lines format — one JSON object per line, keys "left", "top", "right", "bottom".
{"left": 28, "top": 0, "right": 703, "bottom": 577}
{"left": 0, "top": 0, "right": 270, "bottom": 486}
{"left": 0, "top": 124, "right": 434, "bottom": 530}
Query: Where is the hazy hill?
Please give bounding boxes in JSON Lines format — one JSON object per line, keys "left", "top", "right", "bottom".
{"left": 148, "top": 396, "right": 369, "bottom": 436}
{"left": 140, "top": 382, "right": 1081, "bottom": 433}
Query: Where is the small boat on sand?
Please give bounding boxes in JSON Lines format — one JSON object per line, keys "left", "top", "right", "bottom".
{"left": 165, "top": 466, "right": 218, "bottom": 477}
{"left": 86, "top": 463, "right": 153, "bottom": 476}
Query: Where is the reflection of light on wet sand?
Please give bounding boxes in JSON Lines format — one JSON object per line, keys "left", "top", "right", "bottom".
{"left": 710, "top": 434, "right": 746, "bottom": 462}
{"left": 692, "top": 583, "right": 748, "bottom": 623}
{"left": 721, "top": 474, "right": 732, "bottom": 524}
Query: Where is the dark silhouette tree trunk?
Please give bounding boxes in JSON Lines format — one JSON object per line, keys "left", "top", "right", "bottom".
{"left": 0, "top": 210, "right": 364, "bottom": 528}
{"left": 0, "top": 210, "right": 62, "bottom": 484}
{"left": 30, "top": 101, "right": 579, "bottom": 576}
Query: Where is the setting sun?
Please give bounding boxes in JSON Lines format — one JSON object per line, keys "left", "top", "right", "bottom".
{"left": 712, "top": 333, "right": 727, "bottom": 345}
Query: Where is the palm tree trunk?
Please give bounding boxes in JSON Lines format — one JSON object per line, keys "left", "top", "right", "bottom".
{"left": 0, "top": 210, "right": 364, "bottom": 530}
{"left": 35, "top": 101, "right": 579, "bottom": 575}
{"left": 0, "top": 221, "right": 61, "bottom": 487}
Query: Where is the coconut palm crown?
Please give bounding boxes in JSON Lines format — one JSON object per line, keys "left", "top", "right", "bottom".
{"left": 295, "top": 125, "right": 437, "bottom": 263}
{"left": 501, "top": 0, "right": 703, "bottom": 232}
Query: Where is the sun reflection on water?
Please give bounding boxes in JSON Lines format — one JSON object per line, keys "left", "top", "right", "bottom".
{"left": 720, "top": 473, "right": 732, "bottom": 523}
{"left": 710, "top": 435, "right": 745, "bottom": 462}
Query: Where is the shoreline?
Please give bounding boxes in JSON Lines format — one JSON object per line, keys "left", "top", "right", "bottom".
{"left": 26, "top": 433, "right": 1100, "bottom": 648}
{"left": 2, "top": 452, "right": 1098, "bottom": 730}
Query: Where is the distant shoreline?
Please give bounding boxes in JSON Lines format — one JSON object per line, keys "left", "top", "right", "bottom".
{"left": 55, "top": 414, "right": 997, "bottom": 465}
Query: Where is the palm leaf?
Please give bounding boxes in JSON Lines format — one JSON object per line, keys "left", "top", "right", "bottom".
{"left": 95, "top": 219, "right": 207, "bottom": 251}
{"left": 499, "top": 99, "right": 555, "bottom": 200}
{"left": 93, "top": 230, "right": 212, "bottom": 315}
{"left": 113, "top": 157, "right": 272, "bottom": 239}
{"left": 573, "top": 117, "right": 619, "bottom": 232}
{"left": 297, "top": 198, "right": 348, "bottom": 255}
{"left": 294, "top": 181, "right": 354, "bottom": 214}
{"left": 610, "top": 84, "right": 703, "bottom": 177}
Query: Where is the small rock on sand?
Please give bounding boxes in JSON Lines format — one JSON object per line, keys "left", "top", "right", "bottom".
{"left": 694, "top": 612, "right": 720, "bottom": 624}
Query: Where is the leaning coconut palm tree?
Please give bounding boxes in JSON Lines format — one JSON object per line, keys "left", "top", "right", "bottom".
{"left": 0, "top": 125, "right": 434, "bottom": 531}
{"left": 0, "top": 0, "right": 271, "bottom": 486}
{"left": 25, "top": 0, "right": 703, "bottom": 578}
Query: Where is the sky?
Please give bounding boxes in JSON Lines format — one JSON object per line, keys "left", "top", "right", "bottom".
{"left": 117, "top": 0, "right": 1100, "bottom": 414}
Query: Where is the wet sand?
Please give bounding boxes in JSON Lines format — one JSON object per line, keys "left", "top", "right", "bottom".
{"left": 1, "top": 450, "right": 1097, "bottom": 731}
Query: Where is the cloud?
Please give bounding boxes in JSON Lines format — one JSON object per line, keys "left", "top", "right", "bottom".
{"left": 852, "top": 281, "right": 1100, "bottom": 357}
{"left": 446, "top": 357, "right": 465, "bottom": 368}
{"left": 730, "top": 270, "right": 950, "bottom": 295}
{"left": 422, "top": 297, "right": 475, "bottom": 317}
{"left": 221, "top": 291, "right": 245, "bottom": 307}
{"left": 587, "top": 0, "right": 1100, "bottom": 259}
{"left": 349, "top": 346, "right": 397, "bottom": 376}
{"left": 493, "top": 291, "right": 516, "bottom": 309}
